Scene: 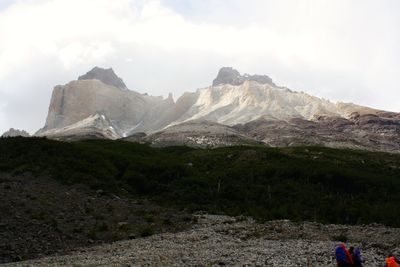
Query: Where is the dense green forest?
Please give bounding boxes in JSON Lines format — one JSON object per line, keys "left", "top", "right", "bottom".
{"left": 1, "top": 137, "right": 400, "bottom": 226}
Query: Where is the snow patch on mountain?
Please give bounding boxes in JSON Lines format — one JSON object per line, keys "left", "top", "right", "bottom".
{"left": 37, "top": 113, "right": 121, "bottom": 140}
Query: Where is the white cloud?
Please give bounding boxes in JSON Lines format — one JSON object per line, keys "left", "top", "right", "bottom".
{"left": 58, "top": 42, "right": 114, "bottom": 69}
{"left": 0, "top": 0, "right": 399, "bottom": 134}
{"left": 0, "top": 101, "right": 8, "bottom": 132}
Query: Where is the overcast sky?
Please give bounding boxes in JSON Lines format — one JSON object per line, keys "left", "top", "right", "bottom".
{"left": 0, "top": 0, "right": 399, "bottom": 134}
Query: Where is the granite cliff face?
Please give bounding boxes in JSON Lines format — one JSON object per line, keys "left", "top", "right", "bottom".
{"left": 37, "top": 68, "right": 176, "bottom": 138}
{"left": 36, "top": 67, "right": 400, "bottom": 152}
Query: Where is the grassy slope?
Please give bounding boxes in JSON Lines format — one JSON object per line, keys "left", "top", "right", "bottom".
{"left": 1, "top": 137, "right": 399, "bottom": 227}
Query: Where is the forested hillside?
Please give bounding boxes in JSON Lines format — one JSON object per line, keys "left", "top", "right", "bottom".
{"left": 1, "top": 137, "right": 399, "bottom": 226}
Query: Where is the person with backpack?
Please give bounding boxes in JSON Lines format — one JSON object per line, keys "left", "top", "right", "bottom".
{"left": 349, "top": 247, "right": 364, "bottom": 267}
{"left": 335, "top": 243, "right": 354, "bottom": 267}
{"left": 385, "top": 254, "right": 400, "bottom": 267}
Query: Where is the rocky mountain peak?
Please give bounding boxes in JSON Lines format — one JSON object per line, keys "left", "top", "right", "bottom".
{"left": 2, "top": 128, "right": 30, "bottom": 137}
{"left": 37, "top": 66, "right": 400, "bottom": 153}
{"left": 78, "top": 67, "right": 128, "bottom": 90}
{"left": 212, "top": 67, "right": 276, "bottom": 87}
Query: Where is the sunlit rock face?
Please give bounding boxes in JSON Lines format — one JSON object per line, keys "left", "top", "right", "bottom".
{"left": 36, "top": 113, "right": 121, "bottom": 141}
{"left": 37, "top": 68, "right": 176, "bottom": 138}
{"left": 36, "top": 67, "right": 400, "bottom": 152}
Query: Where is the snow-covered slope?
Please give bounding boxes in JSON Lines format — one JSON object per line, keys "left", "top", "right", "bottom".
{"left": 36, "top": 113, "right": 121, "bottom": 140}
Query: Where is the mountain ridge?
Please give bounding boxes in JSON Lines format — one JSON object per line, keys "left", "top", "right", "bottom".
{"left": 33, "top": 67, "right": 400, "bottom": 152}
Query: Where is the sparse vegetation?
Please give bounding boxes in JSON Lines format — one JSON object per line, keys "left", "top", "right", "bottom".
{"left": 139, "top": 225, "right": 155, "bottom": 237}
{"left": 331, "top": 233, "right": 349, "bottom": 242}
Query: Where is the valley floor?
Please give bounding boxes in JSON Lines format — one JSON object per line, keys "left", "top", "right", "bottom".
{"left": 3, "top": 214, "right": 400, "bottom": 267}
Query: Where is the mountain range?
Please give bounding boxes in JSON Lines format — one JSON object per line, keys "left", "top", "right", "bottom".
{"left": 17, "top": 66, "right": 399, "bottom": 152}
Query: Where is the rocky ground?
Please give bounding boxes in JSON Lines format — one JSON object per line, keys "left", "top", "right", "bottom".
{"left": 0, "top": 173, "right": 193, "bottom": 264}
{"left": 140, "top": 120, "right": 260, "bottom": 148}
{"left": 3, "top": 214, "right": 399, "bottom": 267}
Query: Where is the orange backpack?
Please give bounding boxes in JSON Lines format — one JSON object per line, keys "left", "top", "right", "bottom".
{"left": 386, "top": 257, "right": 399, "bottom": 267}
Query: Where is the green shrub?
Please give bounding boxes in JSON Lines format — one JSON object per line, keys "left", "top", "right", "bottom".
{"left": 139, "top": 226, "right": 155, "bottom": 237}
{"left": 331, "top": 233, "right": 349, "bottom": 242}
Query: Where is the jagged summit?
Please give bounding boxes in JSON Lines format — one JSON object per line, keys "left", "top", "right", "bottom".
{"left": 212, "top": 67, "right": 276, "bottom": 86}
{"left": 2, "top": 128, "right": 30, "bottom": 137}
{"left": 78, "top": 67, "right": 128, "bottom": 90}
{"left": 36, "top": 66, "right": 400, "bottom": 152}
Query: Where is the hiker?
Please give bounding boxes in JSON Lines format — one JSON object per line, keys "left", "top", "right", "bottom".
{"left": 385, "top": 254, "right": 400, "bottom": 267}
{"left": 349, "top": 247, "right": 364, "bottom": 267}
{"left": 335, "top": 243, "right": 353, "bottom": 267}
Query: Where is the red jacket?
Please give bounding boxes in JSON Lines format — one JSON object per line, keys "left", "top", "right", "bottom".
{"left": 335, "top": 243, "right": 354, "bottom": 265}
{"left": 341, "top": 243, "right": 353, "bottom": 265}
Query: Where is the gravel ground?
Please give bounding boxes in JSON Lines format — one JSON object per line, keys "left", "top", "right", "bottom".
{"left": 3, "top": 214, "right": 399, "bottom": 267}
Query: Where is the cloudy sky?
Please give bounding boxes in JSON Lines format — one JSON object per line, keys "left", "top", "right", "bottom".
{"left": 0, "top": 0, "right": 399, "bottom": 134}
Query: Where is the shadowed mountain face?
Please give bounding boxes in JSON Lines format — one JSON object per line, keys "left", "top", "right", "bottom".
{"left": 78, "top": 67, "right": 128, "bottom": 90}
{"left": 233, "top": 112, "right": 400, "bottom": 153}
{"left": 212, "top": 67, "right": 276, "bottom": 86}
{"left": 35, "top": 67, "right": 400, "bottom": 152}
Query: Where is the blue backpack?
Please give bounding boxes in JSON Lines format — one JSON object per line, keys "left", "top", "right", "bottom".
{"left": 335, "top": 245, "right": 348, "bottom": 263}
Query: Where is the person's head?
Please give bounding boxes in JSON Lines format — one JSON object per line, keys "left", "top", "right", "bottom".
{"left": 388, "top": 254, "right": 394, "bottom": 258}
{"left": 349, "top": 247, "right": 354, "bottom": 254}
